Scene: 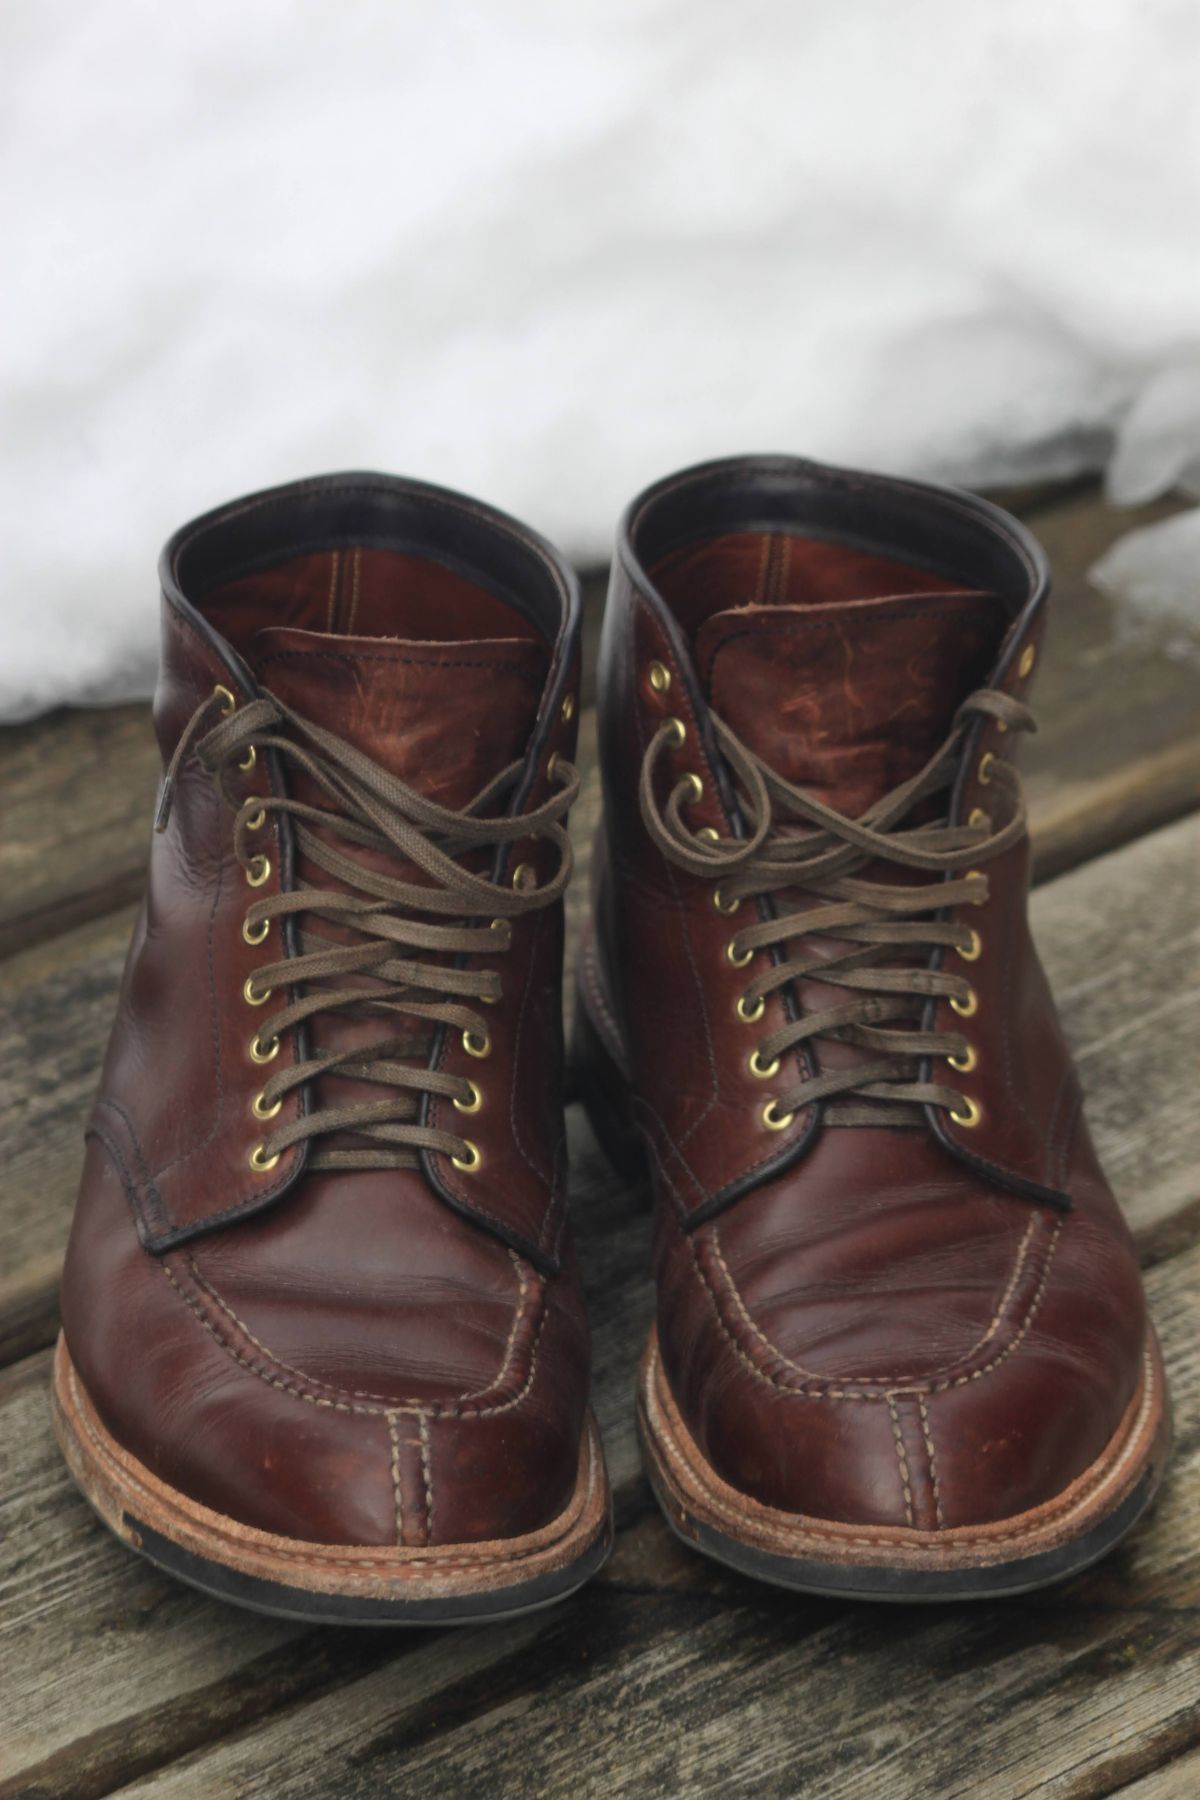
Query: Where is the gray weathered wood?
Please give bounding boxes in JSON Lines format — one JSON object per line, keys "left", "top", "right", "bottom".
{"left": 1, "top": 813, "right": 1198, "bottom": 1799}
{"left": 1112, "top": 1743, "right": 1200, "bottom": 1799}
{"left": 0, "top": 705, "right": 159, "bottom": 960}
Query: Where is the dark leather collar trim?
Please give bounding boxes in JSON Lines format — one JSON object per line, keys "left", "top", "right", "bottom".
{"left": 161, "top": 470, "right": 575, "bottom": 650}
{"left": 619, "top": 453, "right": 1049, "bottom": 616}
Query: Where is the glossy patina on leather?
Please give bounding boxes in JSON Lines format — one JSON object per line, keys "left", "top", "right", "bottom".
{"left": 578, "top": 454, "right": 1168, "bottom": 1597}
{"left": 56, "top": 473, "right": 611, "bottom": 1622}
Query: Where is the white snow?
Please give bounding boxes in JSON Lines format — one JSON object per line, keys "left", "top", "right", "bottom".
{"left": 2, "top": 0, "right": 1198, "bottom": 718}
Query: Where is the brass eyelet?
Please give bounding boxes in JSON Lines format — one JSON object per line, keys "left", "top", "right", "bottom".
{"left": 238, "top": 745, "right": 257, "bottom": 772}
{"left": 762, "top": 1098, "right": 795, "bottom": 1132}
{"left": 249, "top": 1142, "right": 280, "bottom": 1173}
{"left": 547, "top": 752, "right": 560, "bottom": 780}
{"left": 978, "top": 752, "right": 995, "bottom": 786}
{"left": 242, "top": 915, "right": 270, "bottom": 946}
{"left": 949, "top": 1095, "right": 982, "bottom": 1128}
{"left": 697, "top": 826, "right": 720, "bottom": 844}
{"left": 968, "top": 808, "right": 990, "bottom": 830}
{"left": 965, "top": 869, "right": 987, "bottom": 904}
{"left": 453, "top": 1079, "right": 483, "bottom": 1115}
{"left": 736, "top": 993, "right": 765, "bottom": 1024}
{"left": 249, "top": 1032, "right": 280, "bottom": 1065}
{"left": 713, "top": 885, "right": 740, "bottom": 916}
{"left": 1018, "top": 644, "right": 1036, "bottom": 678}
{"left": 243, "top": 976, "right": 272, "bottom": 1007}
{"left": 726, "top": 939, "right": 753, "bottom": 968}
{"left": 245, "top": 807, "right": 267, "bottom": 832}
{"left": 246, "top": 854, "right": 271, "bottom": 888}
{"left": 213, "top": 684, "right": 236, "bottom": 715}
{"left": 957, "top": 928, "right": 983, "bottom": 963}
{"left": 252, "top": 1089, "right": 282, "bottom": 1121}
{"left": 947, "top": 1044, "right": 978, "bottom": 1074}
{"left": 950, "top": 987, "right": 978, "bottom": 1018}
{"left": 561, "top": 693, "right": 576, "bottom": 723}
{"left": 666, "top": 716, "right": 686, "bottom": 748}
{"left": 451, "top": 1140, "right": 482, "bottom": 1172}
{"left": 648, "top": 661, "right": 671, "bottom": 693}
{"left": 511, "top": 862, "right": 536, "bottom": 892}
{"left": 749, "top": 1049, "right": 780, "bottom": 1079}
{"left": 463, "top": 1029, "right": 491, "bottom": 1059}
{"left": 682, "top": 772, "right": 704, "bottom": 804}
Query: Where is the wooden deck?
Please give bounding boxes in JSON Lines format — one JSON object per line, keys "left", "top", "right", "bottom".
{"left": 2, "top": 479, "right": 1198, "bottom": 1800}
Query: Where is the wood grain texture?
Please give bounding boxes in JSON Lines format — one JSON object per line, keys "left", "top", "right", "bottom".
{"left": 0, "top": 813, "right": 1197, "bottom": 1800}
{"left": 0, "top": 705, "right": 159, "bottom": 959}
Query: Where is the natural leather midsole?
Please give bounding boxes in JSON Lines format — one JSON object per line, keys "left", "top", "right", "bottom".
{"left": 639, "top": 1326, "right": 1167, "bottom": 1569}
{"left": 53, "top": 1335, "right": 609, "bottom": 1599}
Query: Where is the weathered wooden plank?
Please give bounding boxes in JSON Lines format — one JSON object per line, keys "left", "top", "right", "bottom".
{"left": 0, "top": 484, "right": 1194, "bottom": 964}
{"left": 0, "top": 906, "right": 137, "bottom": 1365}
{"left": 1018, "top": 484, "right": 1200, "bottom": 882}
{"left": 100, "top": 1231, "right": 1200, "bottom": 1800}
{"left": 0, "top": 705, "right": 159, "bottom": 960}
{"left": 1111, "top": 1742, "right": 1200, "bottom": 1799}
{"left": 0, "top": 813, "right": 1196, "bottom": 1799}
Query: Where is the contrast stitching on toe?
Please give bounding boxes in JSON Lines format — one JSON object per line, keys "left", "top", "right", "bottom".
{"left": 164, "top": 1253, "right": 552, "bottom": 1422}
{"left": 386, "top": 1412, "right": 404, "bottom": 1545}
{"left": 182, "top": 1248, "right": 537, "bottom": 1411}
{"left": 703, "top": 1211, "right": 1052, "bottom": 1390}
{"left": 678, "top": 1206, "right": 1064, "bottom": 1402}
{"left": 419, "top": 1413, "right": 435, "bottom": 1543}
{"left": 886, "top": 1397, "right": 915, "bottom": 1526}
{"left": 646, "top": 1341, "right": 1156, "bottom": 1552}
{"left": 917, "top": 1395, "right": 945, "bottom": 1528}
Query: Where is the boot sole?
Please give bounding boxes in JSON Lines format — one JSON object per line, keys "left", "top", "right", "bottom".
{"left": 52, "top": 1335, "right": 613, "bottom": 1626}
{"left": 574, "top": 941, "right": 1171, "bottom": 1601}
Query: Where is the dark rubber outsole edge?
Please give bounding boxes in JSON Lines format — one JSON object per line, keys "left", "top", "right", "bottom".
{"left": 637, "top": 1407, "right": 1163, "bottom": 1603}
{"left": 125, "top": 1510, "right": 615, "bottom": 1627}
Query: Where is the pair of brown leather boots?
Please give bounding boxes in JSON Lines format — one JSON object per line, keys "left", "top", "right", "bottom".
{"left": 55, "top": 458, "right": 1169, "bottom": 1623}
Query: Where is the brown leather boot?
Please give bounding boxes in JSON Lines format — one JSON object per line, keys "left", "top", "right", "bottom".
{"left": 55, "top": 472, "right": 611, "bottom": 1623}
{"left": 578, "top": 454, "right": 1169, "bottom": 1600}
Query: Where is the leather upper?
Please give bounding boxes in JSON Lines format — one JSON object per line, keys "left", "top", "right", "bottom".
{"left": 62, "top": 472, "right": 591, "bottom": 1549}
{"left": 590, "top": 454, "right": 1149, "bottom": 1532}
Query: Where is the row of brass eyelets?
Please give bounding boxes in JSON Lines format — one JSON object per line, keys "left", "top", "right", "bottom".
{"left": 946, "top": 826, "right": 990, "bottom": 1125}
{"left": 645, "top": 660, "right": 799, "bottom": 1141}
{"left": 942, "top": 645, "right": 1033, "bottom": 1125}
{"left": 212, "top": 684, "right": 280, "bottom": 1174}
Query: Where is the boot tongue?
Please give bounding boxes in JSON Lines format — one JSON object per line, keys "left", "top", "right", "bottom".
{"left": 250, "top": 626, "right": 547, "bottom": 808}
{"left": 693, "top": 589, "right": 999, "bottom": 815}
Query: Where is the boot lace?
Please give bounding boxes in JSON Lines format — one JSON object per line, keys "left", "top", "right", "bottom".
{"left": 639, "top": 687, "right": 1034, "bottom": 1131}
{"left": 158, "top": 682, "right": 578, "bottom": 1173}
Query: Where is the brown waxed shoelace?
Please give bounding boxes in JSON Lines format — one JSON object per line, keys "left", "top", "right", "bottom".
{"left": 639, "top": 687, "right": 1035, "bottom": 1128}
{"left": 157, "top": 684, "right": 579, "bottom": 1171}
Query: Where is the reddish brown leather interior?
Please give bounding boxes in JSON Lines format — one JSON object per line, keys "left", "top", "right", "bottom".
{"left": 205, "top": 548, "right": 545, "bottom": 654}
{"left": 650, "top": 530, "right": 984, "bottom": 637}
